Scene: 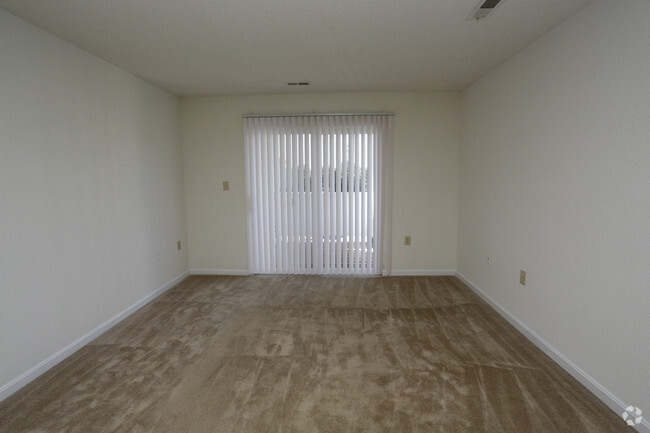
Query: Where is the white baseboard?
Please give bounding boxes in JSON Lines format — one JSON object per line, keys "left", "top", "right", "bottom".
{"left": 455, "top": 272, "right": 649, "bottom": 433}
{"left": 190, "top": 269, "right": 458, "bottom": 277}
{"left": 190, "top": 268, "right": 249, "bottom": 276}
{"left": 0, "top": 270, "right": 190, "bottom": 403}
{"left": 390, "top": 269, "right": 456, "bottom": 276}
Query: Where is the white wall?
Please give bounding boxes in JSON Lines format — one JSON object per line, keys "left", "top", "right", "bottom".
{"left": 458, "top": 0, "right": 650, "bottom": 419}
{"left": 0, "top": 10, "right": 188, "bottom": 394}
{"left": 181, "top": 92, "right": 460, "bottom": 274}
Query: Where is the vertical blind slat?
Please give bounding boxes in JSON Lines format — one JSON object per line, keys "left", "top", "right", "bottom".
{"left": 272, "top": 117, "right": 282, "bottom": 271}
{"left": 288, "top": 123, "right": 294, "bottom": 271}
{"left": 350, "top": 118, "right": 356, "bottom": 273}
{"left": 329, "top": 120, "right": 337, "bottom": 272}
{"left": 335, "top": 118, "right": 343, "bottom": 274}
{"left": 321, "top": 117, "right": 329, "bottom": 272}
{"left": 280, "top": 122, "right": 288, "bottom": 273}
{"left": 255, "top": 121, "right": 266, "bottom": 272}
{"left": 342, "top": 118, "right": 349, "bottom": 272}
{"left": 359, "top": 121, "right": 365, "bottom": 272}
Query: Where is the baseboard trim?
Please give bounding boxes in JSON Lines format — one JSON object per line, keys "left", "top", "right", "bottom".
{"left": 390, "top": 269, "right": 456, "bottom": 276}
{"left": 190, "top": 269, "right": 458, "bottom": 277}
{"left": 190, "top": 268, "right": 249, "bottom": 276}
{"left": 0, "top": 270, "right": 190, "bottom": 403}
{"left": 455, "top": 272, "right": 649, "bottom": 433}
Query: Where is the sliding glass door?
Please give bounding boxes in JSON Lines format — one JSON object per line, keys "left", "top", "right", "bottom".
{"left": 244, "top": 114, "right": 392, "bottom": 275}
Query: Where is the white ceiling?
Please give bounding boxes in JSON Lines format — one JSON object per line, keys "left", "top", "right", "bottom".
{"left": 0, "top": 0, "right": 593, "bottom": 97}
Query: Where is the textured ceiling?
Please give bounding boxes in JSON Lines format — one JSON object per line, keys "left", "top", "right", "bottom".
{"left": 0, "top": 0, "right": 593, "bottom": 96}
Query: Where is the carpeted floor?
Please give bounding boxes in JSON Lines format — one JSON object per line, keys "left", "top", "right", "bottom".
{"left": 0, "top": 275, "right": 633, "bottom": 432}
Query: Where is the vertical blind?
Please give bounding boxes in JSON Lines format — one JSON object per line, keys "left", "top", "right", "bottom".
{"left": 244, "top": 114, "right": 393, "bottom": 275}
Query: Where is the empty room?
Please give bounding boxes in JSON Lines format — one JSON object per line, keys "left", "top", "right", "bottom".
{"left": 0, "top": 0, "right": 648, "bottom": 432}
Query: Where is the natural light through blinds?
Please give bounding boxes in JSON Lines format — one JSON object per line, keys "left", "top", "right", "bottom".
{"left": 244, "top": 114, "right": 393, "bottom": 275}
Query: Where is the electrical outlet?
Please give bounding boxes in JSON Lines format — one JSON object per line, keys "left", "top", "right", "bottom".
{"left": 487, "top": 254, "right": 492, "bottom": 265}
{"left": 520, "top": 270, "right": 527, "bottom": 286}
{"left": 404, "top": 235, "right": 411, "bottom": 246}
{"left": 222, "top": 181, "right": 230, "bottom": 191}
{"left": 177, "top": 240, "right": 182, "bottom": 251}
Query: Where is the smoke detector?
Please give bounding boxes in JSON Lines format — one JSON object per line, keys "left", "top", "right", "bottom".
{"left": 467, "top": 0, "right": 503, "bottom": 21}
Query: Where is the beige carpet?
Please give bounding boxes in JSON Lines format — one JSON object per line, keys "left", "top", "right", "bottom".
{"left": 0, "top": 275, "right": 632, "bottom": 432}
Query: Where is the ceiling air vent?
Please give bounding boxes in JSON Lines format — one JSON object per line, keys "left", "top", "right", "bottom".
{"left": 467, "top": 0, "right": 503, "bottom": 21}
{"left": 288, "top": 82, "right": 310, "bottom": 86}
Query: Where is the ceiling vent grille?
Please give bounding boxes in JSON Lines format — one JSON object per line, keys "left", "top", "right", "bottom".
{"left": 467, "top": 0, "right": 503, "bottom": 21}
